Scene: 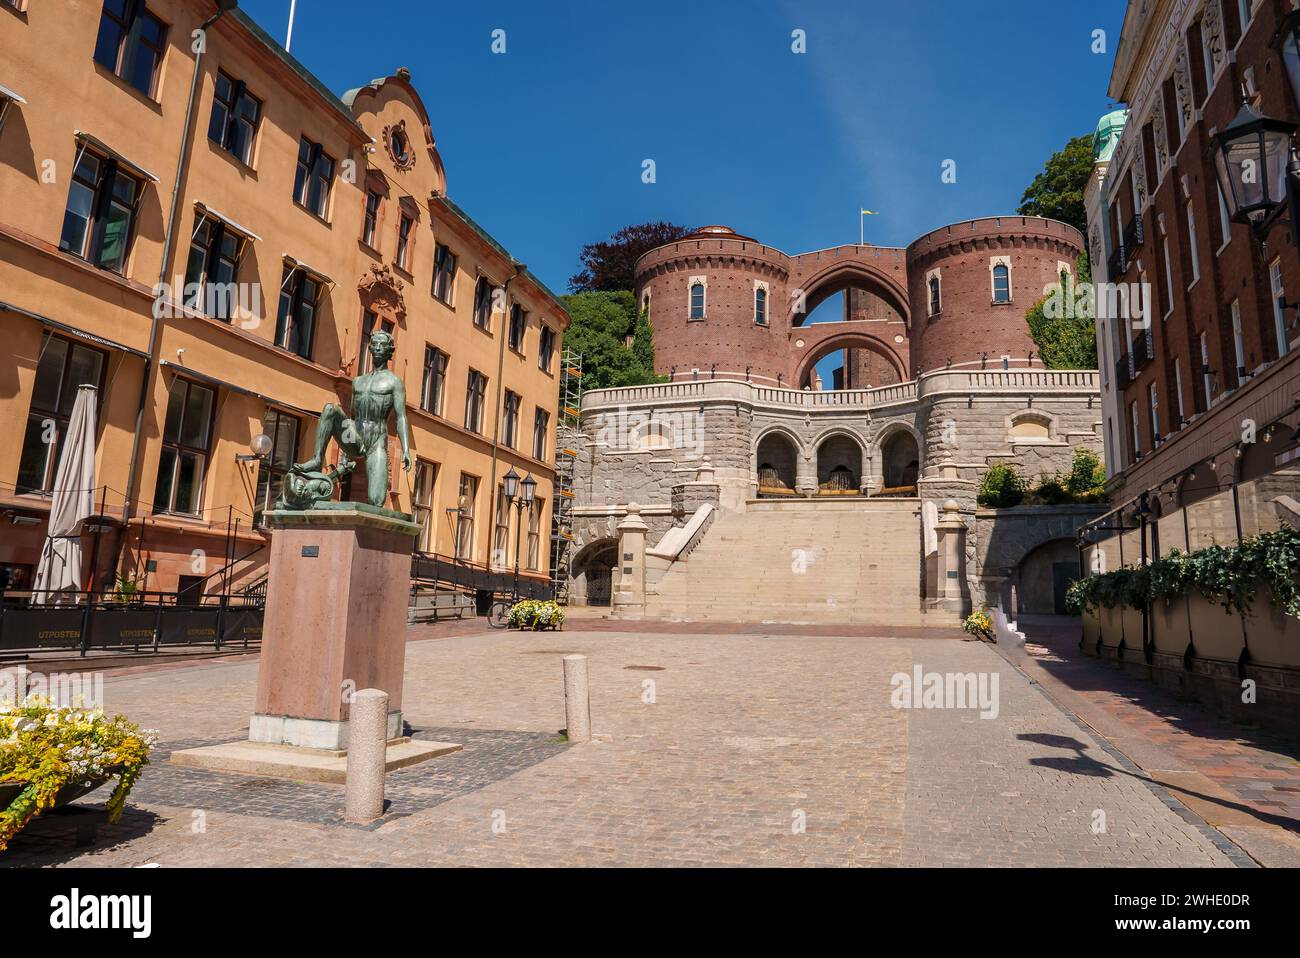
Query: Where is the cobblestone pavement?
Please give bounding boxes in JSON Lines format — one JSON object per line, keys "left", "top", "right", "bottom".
{"left": 1015, "top": 616, "right": 1300, "bottom": 866}
{"left": 3, "top": 628, "right": 1239, "bottom": 867}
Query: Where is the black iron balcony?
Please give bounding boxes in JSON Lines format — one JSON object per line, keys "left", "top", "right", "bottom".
{"left": 1122, "top": 213, "right": 1144, "bottom": 252}
{"left": 1114, "top": 353, "right": 1132, "bottom": 389}
{"left": 1131, "top": 331, "right": 1154, "bottom": 372}
{"left": 1107, "top": 242, "right": 1128, "bottom": 278}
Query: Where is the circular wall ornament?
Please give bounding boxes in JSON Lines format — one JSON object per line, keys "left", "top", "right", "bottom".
{"left": 795, "top": 338, "right": 805, "bottom": 348}
{"left": 894, "top": 334, "right": 905, "bottom": 344}
{"left": 383, "top": 120, "right": 416, "bottom": 172}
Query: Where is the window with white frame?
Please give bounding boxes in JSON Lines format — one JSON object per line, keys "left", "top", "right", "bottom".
{"left": 1173, "top": 357, "right": 1186, "bottom": 425}
{"left": 1230, "top": 299, "right": 1246, "bottom": 384}
{"left": 1130, "top": 401, "right": 1141, "bottom": 462}
{"left": 1162, "top": 237, "right": 1175, "bottom": 316}
{"left": 1200, "top": 330, "right": 1213, "bottom": 409}
{"left": 1216, "top": 183, "right": 1232, "bottom": 252}
{"left": 17, "top": 335, "right": 106, "bottom": 494}
{"left": 688, "top": 276, "right": 706, "bottom": 320}
{"left": 432, "top": 243, "right": 456, "bottom": 304}
{"left": 1149, "top": 383, "right": 1160, "bottom": 445}
{"left": 1185, "top": 202, "right": 1200, "bottom": 286}
{"left": 153, "top": 377, "right": 214, "bottom": 516}
{"left": 1269, "top": 257, "right": 1290, "bottom": 357}
{"left": 412, "top": 460, "right": 436, "bottom": 552}
{"left": 990, "top": 258, "right": 1011, "bottom": 303}
{"left": 59, "top": 148, "right": 144, "bottom": 274}
{"left": 292, "top": 136, "right": 334, "bottom": 219}
{"left": 926, "top": 269, "right": 941, "bottom": 315}
{"left": 527, "top": 498, "right": 543, "bottom": 570}
{"left": 754, "top": 281, "right": 768, "bottom": 326}
{"left": 1200, "top": 17, "right": 1216, "bottom": 93}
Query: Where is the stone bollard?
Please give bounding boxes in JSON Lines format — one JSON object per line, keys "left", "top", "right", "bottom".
{"left": 344, "top": 688, "right": 389, "bottom": 824}
{"left": 562, "top": 654, "right": 591, "bottom": 743}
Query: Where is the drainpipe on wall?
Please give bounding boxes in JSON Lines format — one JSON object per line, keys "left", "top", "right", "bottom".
{"left": 485, "top": 265, "right": 522, "bottom": 570}
{"left": 114, "top": 0, "right": 237, "bottom": 579}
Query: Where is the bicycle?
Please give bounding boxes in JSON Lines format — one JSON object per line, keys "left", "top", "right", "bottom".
{"left": 487, "top": 594, "right": 513, "bottom": 629}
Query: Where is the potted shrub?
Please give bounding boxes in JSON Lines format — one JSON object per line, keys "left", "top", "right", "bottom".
{"left": 962, "top": 609, "right": 994, "bottom": 641}
{"left": 508, "top": 599, "right": 566, "bottom": 631}
{"left": 1, "top": 696, "right": 156, "bottom": 852}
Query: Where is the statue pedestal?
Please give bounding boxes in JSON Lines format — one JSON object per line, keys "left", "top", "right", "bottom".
{"left": 249, "top": 506, "right": 422, "bottom": 750}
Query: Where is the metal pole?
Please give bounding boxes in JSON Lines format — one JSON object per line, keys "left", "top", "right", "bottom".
{"left": 512, "top": 500, "right": 523, "bottom": 601}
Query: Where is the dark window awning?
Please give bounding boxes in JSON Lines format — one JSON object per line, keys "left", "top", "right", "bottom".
{"left": 74, "top": 131, "right": 159, "bottom": 184}
{"left": 0, "top": 300, "right": 149, "bottom": 359}
{"left": 159, "top": 360, "right": 319, "bottom": 419}
{"left": 0, "top": 82, "right": 26, "bottom": 104}
{"left": 195, "top": 201, "right": 263, "bottom": 243}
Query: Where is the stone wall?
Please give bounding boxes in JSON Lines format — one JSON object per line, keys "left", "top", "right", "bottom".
{"left": 573, "top": 372, "right": 1105, "bottom": 608}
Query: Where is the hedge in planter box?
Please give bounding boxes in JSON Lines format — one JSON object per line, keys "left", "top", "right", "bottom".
{"left": 1067, "top": 528, "right": 1300, "bottom": 620}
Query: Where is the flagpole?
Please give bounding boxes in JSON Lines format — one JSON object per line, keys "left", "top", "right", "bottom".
{"left": 860, "top": 210, "right": 864, "bottom": 247}
{"left": 286, "top": 0, "right": 297, "bottom": 52}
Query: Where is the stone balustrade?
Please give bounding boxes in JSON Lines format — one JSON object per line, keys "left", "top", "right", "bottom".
{"left": 581, "top": 369, "right": 1099, "bottom": 413}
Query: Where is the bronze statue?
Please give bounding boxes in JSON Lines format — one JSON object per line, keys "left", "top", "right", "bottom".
{"left": 281, "top": 330, "right": 411, "bottom": 510}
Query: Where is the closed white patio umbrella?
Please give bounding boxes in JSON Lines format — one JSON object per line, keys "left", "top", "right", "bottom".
{"left": 33, "top": 384, "right": 97, "bottom": 605}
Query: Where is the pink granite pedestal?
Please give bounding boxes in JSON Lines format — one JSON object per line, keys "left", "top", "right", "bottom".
{"left": 247, "top": 506, "right": 422, "bottom": 750}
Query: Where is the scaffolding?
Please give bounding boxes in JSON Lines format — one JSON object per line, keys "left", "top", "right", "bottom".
{"left": 549, "top": 347, "right": 582, "bottom": 602}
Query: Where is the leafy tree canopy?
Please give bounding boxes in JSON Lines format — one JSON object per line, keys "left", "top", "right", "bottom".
{"left": 1026, "top": 254, "right": 1098, "bottom": 370}
{"left": 568, "top": 221, "right": 693, "bottom": 293}
{"left": 1017, "top": 134, "right": 1093, "bottom": 236}
{"left": 560, "top": 291, "right": 665, "bottom": 392}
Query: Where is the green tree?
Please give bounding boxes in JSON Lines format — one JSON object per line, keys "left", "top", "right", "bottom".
{"left": 568, "top": 221, "right": 692, "bottom": 292}
{"left": 1017, "top": 134, "right": 1093, "bottom": 236}
{"left": 560, "top": 291, "right": 665, "bottom": 391}
{"left": 1025, "top": 254, "right": 1098, "bottom": 369}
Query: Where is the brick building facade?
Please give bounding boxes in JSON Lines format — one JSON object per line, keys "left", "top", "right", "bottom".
{"left": 1081, "top": 0, "right": 1300, "bottom": 733}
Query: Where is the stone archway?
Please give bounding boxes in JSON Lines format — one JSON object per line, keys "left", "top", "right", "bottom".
{"left": 571, "top": 538, "right": 618, "bottom": 607}
{"left": 1015, "top": 538, "right": 1081, "bottom": 614}
{"left": 814, "top": 431, "right": 866, "bottom": 495}
{"left": 755, "top": 429, "right": 800, "bottom": 497}
{"left": 879, "top": 429, "right": 920, "bottom": 492}
{"left": 793, "top": 330, "right": 908, "bottom": 390}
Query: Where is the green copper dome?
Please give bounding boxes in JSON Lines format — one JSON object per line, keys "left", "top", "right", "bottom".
{"left": 1092, "top": 109, "right": 1128, "bottom": 163}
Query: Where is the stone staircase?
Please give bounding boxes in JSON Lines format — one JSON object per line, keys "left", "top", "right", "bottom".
{"left": 643, "top": 498, "right": 956, "bottom": 626}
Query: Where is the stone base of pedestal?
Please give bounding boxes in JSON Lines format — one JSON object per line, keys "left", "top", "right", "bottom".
{"left": 248, "top": 709, "right": 403, "bottom": 750}
{"left": 170, "top": 737, "right": 461, "bottom": 785}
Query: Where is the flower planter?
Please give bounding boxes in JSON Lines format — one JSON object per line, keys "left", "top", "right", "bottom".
{"left": 0, "top": 771, "right": 117, "bottom": 814}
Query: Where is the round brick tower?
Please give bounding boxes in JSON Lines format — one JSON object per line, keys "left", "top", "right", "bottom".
{"left": 904, "top": 216, "right": 1084, "bottom": 376}
{"left": 634, "top": 226, "right": 791, "bottom": 385}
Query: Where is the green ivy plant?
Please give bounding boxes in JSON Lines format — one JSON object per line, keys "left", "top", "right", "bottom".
{"left": 1066, "top": 527, "right": 1300, "bottom": 619}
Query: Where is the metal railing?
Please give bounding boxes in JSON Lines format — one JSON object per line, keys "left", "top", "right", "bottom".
{"left": 0, "top": 589, "right": 263, "bottom": 656}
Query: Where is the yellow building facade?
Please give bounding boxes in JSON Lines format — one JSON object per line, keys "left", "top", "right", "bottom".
{"left": 0, "top": 0, "right": 568, "bottom": 598}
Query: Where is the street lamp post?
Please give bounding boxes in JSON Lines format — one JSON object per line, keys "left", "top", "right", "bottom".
{"left": 502, "top": 467, "right": 537, "bottom": 602}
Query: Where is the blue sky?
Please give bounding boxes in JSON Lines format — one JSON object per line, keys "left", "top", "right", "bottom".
{"left": 241, "top": 0, "right": 1126, "bottom": 300}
